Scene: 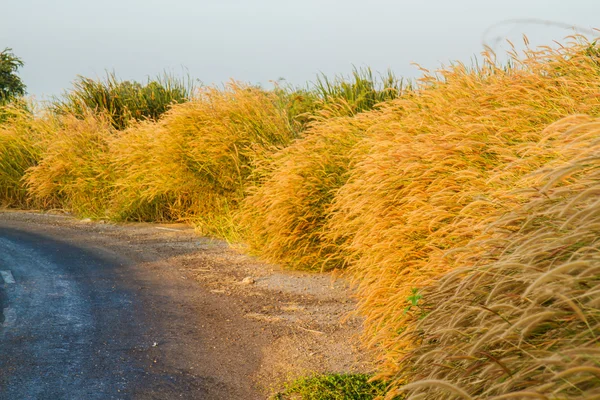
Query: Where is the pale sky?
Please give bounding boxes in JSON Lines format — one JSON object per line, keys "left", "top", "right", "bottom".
{"left": 2, "top": 0, "right": 599, "bottom": 100}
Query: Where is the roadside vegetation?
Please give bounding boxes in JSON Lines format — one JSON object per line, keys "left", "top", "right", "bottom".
{"left": 272, "top": 374, "right": 390, "bottom": 400}
{"left": 1, "top": 36, "right": 599, "bottom": 399}
{"left": 51, "top": 72, "right": 194, "bottom": 130}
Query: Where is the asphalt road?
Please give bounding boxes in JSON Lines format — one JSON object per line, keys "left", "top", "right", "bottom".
{"left": 0, "top": 218, "right": 265, "bottom": 400}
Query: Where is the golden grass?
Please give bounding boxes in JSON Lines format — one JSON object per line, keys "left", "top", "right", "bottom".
{"left": 0, "top": 105, "right": 45, "bottom": 208}
{"left": 109, "top": 81, "right": 295, "bottom": 236}
{"left": 0, "top": 37, "right": 598, "bottom": 398}
{"left": 24, "top": 112, "right": 115, "bottom": 217}
{"left": 321, "top": 38, "right": 600, "bottom": 372}
{"left": 232, "top": 41, "right": 600, "bottom": 387}
{"left": 392, "top": 117, "right": 600, "bottom": 399}
{"left": 238, "top": 112, "right": 381, "bottom": 270}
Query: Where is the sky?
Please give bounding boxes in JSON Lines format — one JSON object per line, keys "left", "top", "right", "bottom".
{"left": 2, "top": 0, "right": 599, "bottom": 100}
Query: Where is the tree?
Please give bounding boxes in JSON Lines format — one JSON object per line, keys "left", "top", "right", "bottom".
{"left": 0, "top": 48, "right": 26, "bottom": 104}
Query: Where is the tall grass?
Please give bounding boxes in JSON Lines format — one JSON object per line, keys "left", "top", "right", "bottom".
{"left": 110, "top": 81, "right": 295, "bottom": 236}
{"left": 238, "top": 112, "right": 382, "bottom": 270}
{"left": 312, "top": 67, "right": 409, "bottom": 116}
{"left": 320, "top": 38, "right": 600, "bottom": 371}
{"left": 273, "top": 67, "right": 409, "bottom": 133}
{"left": 24, "top": 112, "right": 115, "bottom": 216}
{"left": 51, "top": 72, "right": 193, "bottom": 130}
{"left": 239, "top": 68, "right": 410, "bottom": 270}
{"left": 0, "top": 104, "right": 49, "bottom": 208}
{"left": 393, "top": 116, "right": 600, "bottom": 399}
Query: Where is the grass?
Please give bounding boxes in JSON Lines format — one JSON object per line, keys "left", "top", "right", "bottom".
{"left": 238, "top": 68, "right": 409, "bottom": 270}
{"left": 238, "top": 111, "right": 380, "bottom": 270}
{"left": 24, "top": 112, "right": 115, "bottom": 217}
{"left": 1, "top": 34, "right": 599, "bottom": 399}
{"left": 51, "top": 71, "right": 193, "bottom": 130}
{"left": 0, "top": 103, "right": 51, "bottom": 208}
{"left": 109, "top": 81, "right": 295, "bottom": 236}
{"left": 391, "top": 115, "right": 600, "bottom": 399}
{"left": 321, "top": 37, "right": 600, "bottom": 372}
{"left": 237, "top": 40, "right": 600, "bottom": 387}
{"left": 273, "top": 67, "right": 409, "bottom": 133}
{"left": 272, "top": 374, "right": 390, "bottom": 400}
{"left": 311, "top": 67, "right": 409, "bottom": 117}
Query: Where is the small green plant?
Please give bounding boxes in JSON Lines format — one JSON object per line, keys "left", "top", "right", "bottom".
{"left": 403, "top": 288, "right": 422, "bottom": 315}
{"left": 272, "top": 84, "right": 321, "bottom": 133}
{"left": 272, "top": 373, "right": 391, "bottom": 400}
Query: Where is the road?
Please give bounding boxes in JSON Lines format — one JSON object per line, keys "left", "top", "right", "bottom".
{"left": 0, "top": 216, "right": 266, "bottom": 399}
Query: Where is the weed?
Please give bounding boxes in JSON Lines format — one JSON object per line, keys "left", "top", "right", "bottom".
{"left": 403, "top": 288, "right": 422, "bottom": 315}
{"left": 273, "top": 374, "right": 391, "bottom": 400}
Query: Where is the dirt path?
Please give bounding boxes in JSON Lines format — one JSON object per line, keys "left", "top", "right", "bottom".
{"left": 0, "top": 211, "right": 371, "bottom": 399}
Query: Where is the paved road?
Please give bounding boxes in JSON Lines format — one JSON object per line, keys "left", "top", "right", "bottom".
{"left": 0, "top": 221, "right": 264, "bottom": 400}
{"left": 0, "top": 227, "right": 151, "bottom": 399}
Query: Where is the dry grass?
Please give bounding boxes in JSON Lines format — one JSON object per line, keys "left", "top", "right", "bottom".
{"left": 110, "top": 81, "right": 295, "bottom": 236}
{"left": 237, "top": 72, "right": 412, "bottom": 271}
{"left": 238, "top": 112, "right": 380, "bottom": 270}
{"left": 1, "top": 37, "right": 598, "bottom": 398}
{"left": 322, "top": 38, "right": 600, "bottom": 371}
{"left": 231, "top": 41, "right": 600, "bottom": 388}
{"left": 0, "top": 105, "right": 56, "bottom": 208}
{"left": 392, "top": 116, "right": 600, "bottom": 399}
{"left": 24, "top": 112, "right": 115, "bottom": 217}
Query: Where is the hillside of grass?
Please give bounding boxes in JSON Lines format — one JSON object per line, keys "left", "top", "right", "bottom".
{"left": 1, "top": 37, "right": 599, "bottom": 398}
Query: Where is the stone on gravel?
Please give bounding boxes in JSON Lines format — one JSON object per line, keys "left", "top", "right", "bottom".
{"left": 240, "top": 277, "right": 255, "bottom": 285}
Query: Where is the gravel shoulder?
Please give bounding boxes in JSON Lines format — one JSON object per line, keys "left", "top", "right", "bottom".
{"left": 0, "top": 210, "right": 372, "bottom": 399}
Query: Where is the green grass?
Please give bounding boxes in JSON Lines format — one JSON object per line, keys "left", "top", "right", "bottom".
{"left": 50, "top": 71, "right": 194, "bottom": 129}
{"left": 312, "top": 67, "right": 409, "bottom": 116}
{"left": 272, "top": 374, "right": 391, "bottom": 400}
{"left": 274, "top": 67, "right": 410, "bottom": 132}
